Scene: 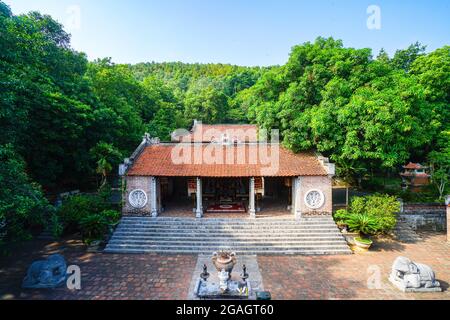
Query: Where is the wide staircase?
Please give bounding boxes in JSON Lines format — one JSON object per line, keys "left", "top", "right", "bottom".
{"left": 104, "top": 216, "right": 352, "bottom": 255}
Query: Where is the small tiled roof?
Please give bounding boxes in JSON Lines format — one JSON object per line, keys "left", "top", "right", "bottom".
{"left": 403, "top": 162, "right": 425, "bottom": 169}
{"left": 173, "top": 124, "right": 259, "bottom": 143}
{"left": 127, "top": 143, "right": 327, "bottom": 177}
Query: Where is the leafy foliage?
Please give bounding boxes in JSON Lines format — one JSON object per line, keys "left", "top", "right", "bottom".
{"left": 0, "top": 145, "right": 52, "bottom": 240}
{"left": 57, "top": 194, "right": 111, "bottom": 233}
{"left": 345, "top": 214, "right": 378, "bottom": 236}
{"left": 334, "top": 194, "right": 399, "bottom": 236}
{"left": 79, "top": 209, "right": 120, "bottom": 245}
{"left": 57, "top": 193, "right": 120, "bottom": 244}
{"left": 0, "top": 2, "right": 448, "bottom": 244}
{"left": 239, "top": 37, "right": 449, "bottom": 183}
{"left": 428, "top": 130, "right": 450, "bottom": 199}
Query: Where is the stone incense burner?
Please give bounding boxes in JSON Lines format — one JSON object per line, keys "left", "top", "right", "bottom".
{"left": 212, "top": 251, "right": 237, "bottom": 278}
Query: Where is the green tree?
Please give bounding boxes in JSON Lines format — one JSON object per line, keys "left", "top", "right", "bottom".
{"left": 391, "top": 42, "right": 426, "bottom": 72}
{"left": 86, "top": 59, "right": 145, "bottom": 156}
{"left": 0, "top": 145, "right": 52, "bottom": 240}
{"left": 428, "top": 130, "right": 450, "bottom": 200}
{"left": 184, "top": 86, "right": 228, "bottom": 123}
{"left": 90, "top": 142, "right": 122, "bottom": 189}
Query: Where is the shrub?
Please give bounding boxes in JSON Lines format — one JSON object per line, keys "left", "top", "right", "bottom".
{"left": 333, "top": 194, "right": 399, "bottom": 236}
{"left": 364, "top": 194, "right": 399, "bottom": 232}
{"left": 101, "top": 210, "right": 121, "bottom": 225}
{"left": 46, "top": 212, "right": 64, "bottom": 239}
{"left": 57, "top": 194, "right": 110, "bottom": 233}
{"left": 79, "top": 214, "right": 109, "bottom": 245}
{"left": 78, "top": 210, "right": 121, "bottom": 244}
{"left": 57, "top": 193, "right": 121, "bottom": 244}
{"left": 0, "top": 145, "right": 52, "bottom": 242}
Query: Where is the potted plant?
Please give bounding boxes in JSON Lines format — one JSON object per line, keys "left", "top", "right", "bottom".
{"left": 333, "top": 194, "right": 400, "bottom": 250}
{"left": 346, "top": 214, "right": 377, "bottom": 249}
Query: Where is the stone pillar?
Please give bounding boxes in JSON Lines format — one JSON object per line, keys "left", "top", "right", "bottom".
{"left": 196, "top": 177, "right": 203, "bottom": 218}
{"left": 249, "top": 177, "right": 256, "bottom": 218}
{"left": 397, "top": 198, "right": 404, "bottom": 213}
{"left": 157, "top": 178, "right": 162, "bottom": 213}
{"left": 294, "top": 177, "right": 302, "bottom": 220}
{"left": 291, "top": 177, "right": 296, "bottom": 215}
{"left": 150, "top": 177, "right": 158, "bottom": 217}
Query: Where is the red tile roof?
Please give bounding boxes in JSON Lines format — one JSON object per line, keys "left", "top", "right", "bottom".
{"left": 127, "top": 143, "right": 327, "bottom": 177}
{"left": 403, "top": 162, "right": 425, "bottom": 169}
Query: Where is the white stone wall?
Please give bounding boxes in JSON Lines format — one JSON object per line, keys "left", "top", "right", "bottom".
{"left": 123, "top": 176, "right": 155, "bottom": 215}
{"left": 294, "top": 176, "right": 333, "bottom": 217}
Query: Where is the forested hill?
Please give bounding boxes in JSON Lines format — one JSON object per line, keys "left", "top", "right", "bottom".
{"left": 0, "top": 1, "right": 448, "bottom": 241}
{"left": 131, "top": 62, "right": 269, "bottom": 84}
{"left": 129, "top": 61, "right": 269, "bottom": 120}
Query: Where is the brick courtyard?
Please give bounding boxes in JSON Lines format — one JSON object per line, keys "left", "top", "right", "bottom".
{"left": 0, "top": 232, "right": 449, "bottom": 300}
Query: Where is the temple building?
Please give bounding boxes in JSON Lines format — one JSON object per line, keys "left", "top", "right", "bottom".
{"left": 400, "top": 162, "right": 431, "bottom": 192}
{"left": 118, "top": 122, "right": 335, "bottom": 219}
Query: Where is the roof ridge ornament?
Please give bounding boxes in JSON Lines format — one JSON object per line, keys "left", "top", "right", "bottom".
{"left": 315, "top": 152, "right": 335, "bottom": 177}
{"left": 143, "top": 133, "right": 160, "bottom": 145}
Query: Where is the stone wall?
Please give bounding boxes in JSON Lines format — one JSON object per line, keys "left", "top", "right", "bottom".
{"left": 296, "top": 175, "right": 333, "bottom": 216}
{"left": 398, "top": 202, "right": 447, "bottom": 231}
{"left": 447, "top": 205, "right": 450, "bottom": 242}
{"left": 123, "top": 176, "right": 154, "bottom": 215}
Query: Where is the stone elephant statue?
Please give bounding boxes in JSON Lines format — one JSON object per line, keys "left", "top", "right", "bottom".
{"left": 389, "top": 256, "right": 440, "bottom": 290}
{"left": 22, "top": 254, "right": 67, "bottom": 289}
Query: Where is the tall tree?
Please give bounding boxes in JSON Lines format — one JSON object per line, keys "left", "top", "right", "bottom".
{"left": 184, "top": 86, "right": 229, "bottom": 123}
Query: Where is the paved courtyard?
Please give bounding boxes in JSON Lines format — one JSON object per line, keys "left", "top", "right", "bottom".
{"left": 0, "top": 232, "right": 449, "bottom": 300}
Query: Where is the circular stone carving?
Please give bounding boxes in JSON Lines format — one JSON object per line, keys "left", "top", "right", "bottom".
{"left": 128, "top": 189, "right": 148, "bottom": 209}
{"left": 304, "top": 189, "right": 325, "bottom": 209}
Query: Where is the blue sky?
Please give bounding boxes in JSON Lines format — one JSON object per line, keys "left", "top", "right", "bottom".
{"left": 5, "top": 0, "right": 450, "bottom": 66}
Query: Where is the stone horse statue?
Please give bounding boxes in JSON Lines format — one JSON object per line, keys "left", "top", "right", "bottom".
{"left": 22, "top": 254, "right": 67, "bottom": 289}
{"left": 389, "top": 256, "right": 441, "bottom": 292}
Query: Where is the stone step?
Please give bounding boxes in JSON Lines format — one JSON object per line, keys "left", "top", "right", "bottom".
{"left": 118, "top": 216, "right": 333, "bottom": 223}
{"left": 394, "top": 221, "right": 422, "bottom": 243}
{"left": 114, "top": 224, "right": 339, "bottom": 230}
{"left": 105, "top": 216, "right": 351, "bottom": 255}
{"left": 105, "top": 240, "right": 350, "bottom": 249}
{"left": 105, "top": 243, "right": 351, "bottom": 250}
{"left": 104, "top": 248, "right": 352, "bottom": 255}
{"left": 120, "top": 216, "right": 334, "bottom": 222}
{"left": 112, "top": 229, "right": 341, "bottom": 236}
{"left": 104, "top": 246, "right": 352, "bottom": 255}
{"left": 108, "top": 238, "right": 346, "bottom": 246}
{"left": 117, "top": 224, "right": 337, "bottom": 230}
{"left": 118, "top": 219, "right": 335, "bottom": 225}
{"left": 109, "top": 234, "right": 345, "bottom": 241}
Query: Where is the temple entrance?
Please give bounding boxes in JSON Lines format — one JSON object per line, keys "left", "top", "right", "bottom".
{"left": 159, "top": 176, "right": 293, "bottom": 218}
{"left": 203, "top": 178, "right": 249, "bottom": 214}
